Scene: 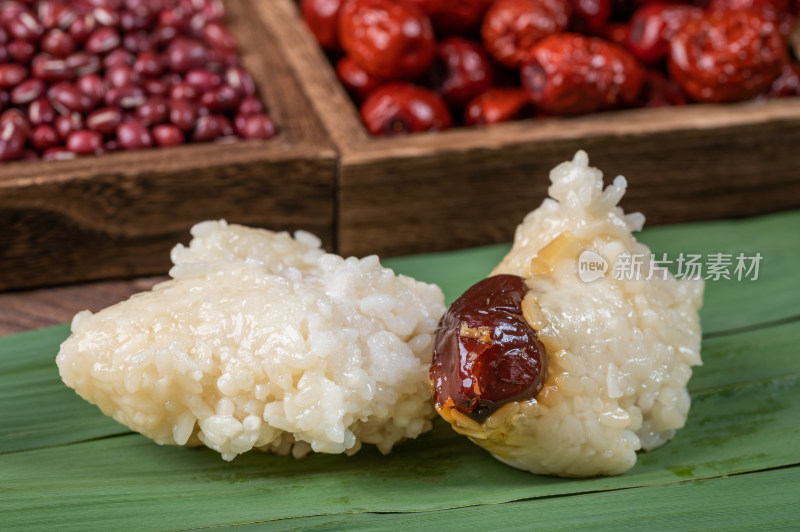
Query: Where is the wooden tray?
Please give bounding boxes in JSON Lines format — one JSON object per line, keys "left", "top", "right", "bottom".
{"left": 0, "top": 0, "right": 337, "bottom": 292}
{"left": 260, "top": 0, "right": 800, "bottom": 258}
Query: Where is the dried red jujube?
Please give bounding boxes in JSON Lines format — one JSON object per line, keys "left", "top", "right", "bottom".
{"left": 301, "top": 0, "right": 344, "bottom": 51}
{"left": 360, "top": 82, "right": 452, "bottom": 135}
{"left": 411, "top": 0, "right": 494, "bottom": 35}
{"left": 431, "top": 274, "right": 547, "bottom": 421}
{"left": 464, "top": 88, "right": 532, "bottom": 125}
{"left": 430, "top": 37, "right": 494, "bottom": 109}
{"left": 627, "top": 2, "right": 703, "bottom": 65}
{"left": 668, "top": 10, "right": 787, "bottom": 102}
{"left": 336, "top": 56, "right": 384, "bottom": 102}
{"left": 481, "top": 0, "right": 571, "bottom": 69}
{"left": 522, "top": 33, "right": 644, "bottom": 115}
{"left": 339, "top": 0, "right": 436, "bottom": 80}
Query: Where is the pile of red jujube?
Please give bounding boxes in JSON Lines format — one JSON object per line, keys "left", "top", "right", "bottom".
{"left": 301, "top": 0, "right": 800, "bottom": 136}
{"left": 0, "top": 0, "right": 276, "bottom": 163}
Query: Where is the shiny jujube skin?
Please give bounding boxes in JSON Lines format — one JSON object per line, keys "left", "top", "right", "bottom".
{"left": 627, "top": 3, "right": 703, "bottom": 65}
{"left": 481, "top": 0, "right": 571, "bottom": 68}
{"left": 522, "top": 33, "right": 644, "bottom": 115}
{"left": 709, "top": 0, "right": 796, "bottom": 36}
{"left": 668, "top": 10, "right": 787, "bottom": 103}
{"left": 767, "top": 62, "right": 800, "bottom": 98}
{"left": 407, "top": 0, "right": 494, "bottom": 35}
{"left": 301, "top": 0, "right": 344, "bottom": 51}
{"left": 570, "top": 0, "right": 612, "bottom": 32}
{"left": 360, "top": 82, "right": 451, "bottom": 135}
{"left": 430, "top": 37, "right": 494, "bottom": 109}
{"left": 336, "top": 56, "right": 384, "bottom": 102}
{"left": 431, "top": 274, "right": 547, "bottom": 422}
{"left": 339, "top": 0, "right": 436, "bottom": 80}
{"left": 637, "top": 70, "right": 686, "bottom": 107}
{"left": 464, "top": 87, "right": 531, "bottom": 126}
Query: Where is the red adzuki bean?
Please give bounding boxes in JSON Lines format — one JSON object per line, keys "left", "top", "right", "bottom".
{"left": 8, "top": 39, "right": 36, "bottom": 63}
{"left": 117, "top": 120, "right": 153, "bottom": 150}
{"left": 42, "top": 147, "right": 77, "bottom": 160}
{"left": 30, "top": 124, "right": 59, "bottom": 150}
{"left": 200, "top": 85, "right": 239, "bottom": 112}
{"left": 68, "top": 12, "right": 97, "bottom": 44}
{"left": 122, "top": 31, "right": 152, "bottom": 53}
{"left": 152, "top": 123, "right": 184, "bottom": 146}
{"left": 10, "top": 78, "right": 45, "bottom": 105}
{"left": 136, "top": 97, "right": 169, "bottom": 125}
{"left": 224, "top": 66, "right": 256, "bottom": 97}
{"left": 105, "top": 85, "right": 147, "bottom": 108}
{"left": 1, "top": 109, "right": 31, "bottom": 136}
{"left": 202, "top": 21, "right": 236, "bottom": 52}
{"left": 0, "top": 0, "right": 273, "bottom": 162}
{"left": 193, "top": 114, "right": 232, "bottom": 141}
{"left": 169, "top": 99, "right": 199, "bottom": 131}
{"left": 166, "top": 37, "right": 207, "bottom": 73}
{"left": 0, "top": 64, "right": 28, "bottom": 89}
{"left": 7, "top": 11, "right": 45, "bottom": 42}
{"left": 28, "top": 97, "right": 56, "bottom": 125}
{"left": 185, "top": 68, "right": 221, "bottom": 92}
{"left": 54, "top": 113, "right": 84, "bottom": 140}
{"left": 31, "top": 54, "right": 72, "bottom": 82}
{"left": 0, "top": 120, "right": 27, "bottom": 161}
{"left": 93, "top": 7, "right": 120, "bottom": 28}
{"left": 66, "top": 130, "right": 103, "bottom": 155}
{"left": 103, "top": 49, "right": 134, "bottom": 69}
{"left": 85, "top": 27, "right": 120, "bottom": 54}
{"left": 133, "top": 51, "right": 164, "bottom": 77}
{"left": 86, "top": 107, "right": 123, "bottom": 135}
{"left": 237, "top": 96, "right": 264, "bottom": 116}
{"left": 67, "top": 51, "right": 102, "bottom": 76}
{"left": 41, "top": 28, "right": 76, "bottom": 57}
{"left": 49, "top": 82, "right": 94, "bottom": 114}
{"left": 235, "top": 113, "right": 276, "bottom": 140}
{"left": 106, "top": 64, "right": 141, "bottom": 88}
{"left": 77, "top": 74, "right": 107, "bottom": 103}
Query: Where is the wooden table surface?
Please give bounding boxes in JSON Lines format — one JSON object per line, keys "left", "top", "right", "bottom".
{"left": 0, "top": 278, "right": 164, "bottom": 337}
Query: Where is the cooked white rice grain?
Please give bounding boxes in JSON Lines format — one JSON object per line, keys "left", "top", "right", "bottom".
{"left": 57, "top": 221, "right": 445, "bottom": 460}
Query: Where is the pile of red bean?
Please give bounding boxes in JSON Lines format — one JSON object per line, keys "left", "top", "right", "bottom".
{"left": 0, "top": 0, "right": 276, "bottom": 163}
{"left": 301, "top": 0, "right": 800, "bottom": 136}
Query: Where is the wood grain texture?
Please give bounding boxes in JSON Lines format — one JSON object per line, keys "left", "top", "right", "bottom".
{"left": 0, "top": 278, "right": 162, "bottom": 337}
{"left": 0, "top": 0, "right": 337, "bottom": 291}
{"left": 263, "top": 0, "right": 800, "bottom": 258}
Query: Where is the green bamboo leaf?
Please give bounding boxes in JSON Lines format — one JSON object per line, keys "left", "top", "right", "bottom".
{"left": 690, "top": 319, "right": 800, "bottom": 392}
{"left": 229, "top": 466, "right": 800, "bottom": 531}
{"left": 0, "top": 365, "right": 130, "bottom": 453}
{"left": 0, "top": 324, "right": 70, "bottom": 374}
{"left": 637, "top": 210, "right": 800, "bottom": 335}
{"left": 384, "top": 243, "right": 508, "bottom": 306}
{"left": 0, "top": 325, "right": 129, "bottom": 454}
{"left": 2, "top": 375, "right": 797, "bottom": 530}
